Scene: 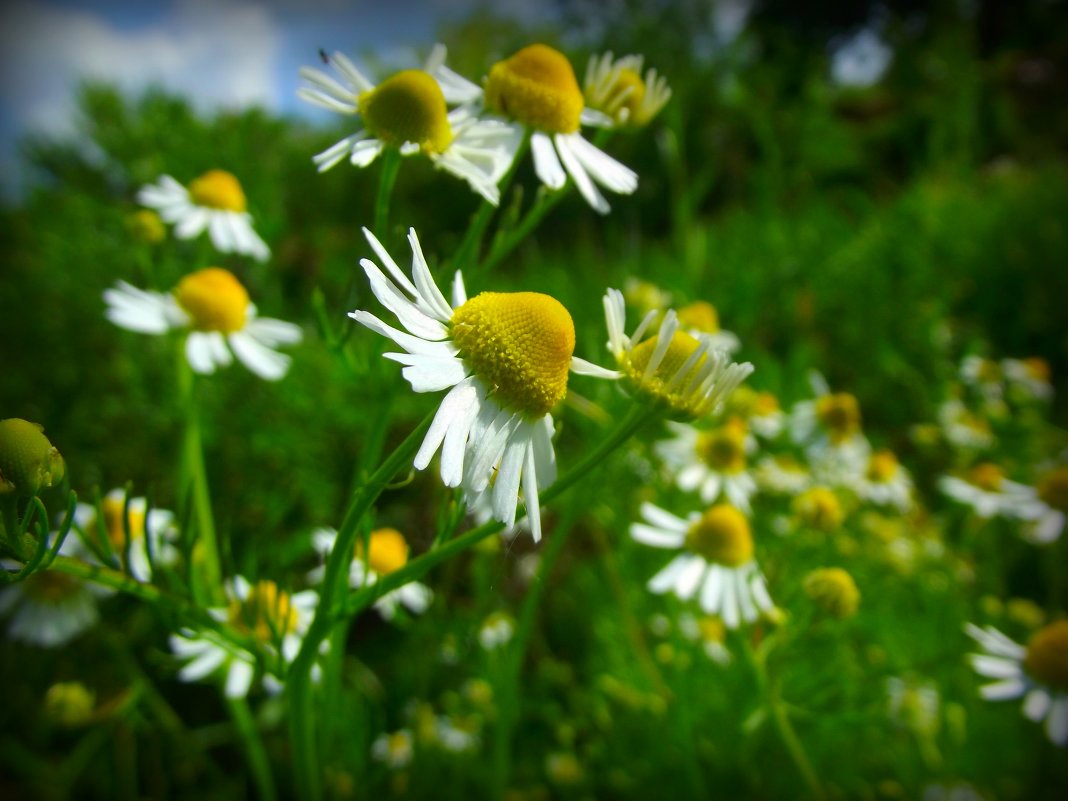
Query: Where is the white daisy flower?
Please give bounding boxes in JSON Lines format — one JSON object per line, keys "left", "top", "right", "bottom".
{"left": 790, "top": 373, "right": 870, "bottom": 484}
{"left": 72, "top": 488, "right": 178, "bottom": 582}
{"left": 965, "top": 621, "right": 1068, "bottom": 747}
{"left": 655, "top": 418, "right": 757, "bottom": 513}
{"left": 937, "top": 398, "right": 995, "bottom": 451}
{"left": 372, "top": 729, "right": 414, "bottom": 768}
{"left": 886, "top": 675, "right": 941, "bottom": 736}
{"left": 754, "top": 455, "right": 811, "bottom": 496}
{"left": 791, "top": 486, "right": 845, "bottom": 532}
{"left": 596, "top": 288, "right": 754, "bottom": 420}
{"left": 104, "top": 267, "right": 302, "bottom": 381}
{"left": 939, "top": 463, "right": 1037, "bottom": 520}
{"left": 631, "top": 502, "right": 775, "bottom": 629}
{"left": 309, "top": 527, "right": 431, "bottom": 620}
{"left": 478, "top": 611, "right": 515, "bottom": 650}
{"left": 433, "top": 716, "right": 480, "bottom": 754}
{"left": 298, "top": 46, "right": 520, "bottom": 205}
{"left": 1020, "top": 466, "right": 1068, "bottom": 544}
{"left": 348, "top": 227, "right": 609, "bottom": 542}
{"left": 960, "top": 355, "right": 1004, "bottom": 405}
{"left": 676, "top": 300, "right": 742, "bottom": 357}
{"left": 723, "top": 385, "right": 785, "bottom": 440}
{"left": 1002, "top": 357, "right": 1053, "bottom": 402}
{"left": 137, "top": 171, "right": 269, "bottom": 262}
{"left": 0, "top": 535, "right": 112, "bottom": 648}
{"left": 851, "top": 449, "right": 914, "bottom": 512}
{"left": 169, "top": 576, "right": 318, "bottom": 699}
{"left": 583, "top": 51, "right": 671, "bottom": 128}
{"left": 678, "top": 612, "right": 731, "bottom": 666}
{"left": 468, "top": 43, "right": 639, "bottom": 214}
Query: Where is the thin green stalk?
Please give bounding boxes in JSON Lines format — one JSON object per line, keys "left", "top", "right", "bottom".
{"left": 177, "top": 348, "right": 222, "bottom": 603}
{"left": 227, "top": 696, "right": 277, "bottom": 801}
{"left": 374, "top": 148, "right": 402, "bottom": 241}
{"left": 480, "top": 188, "right": 567, "bottom": 274}
{"left": 287, "top": 411, "right": 435, "bottom": 801}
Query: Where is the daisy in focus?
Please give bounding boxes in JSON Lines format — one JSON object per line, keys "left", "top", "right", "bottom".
{"left": 137, "top": 171, "right": 269, "bottom": 262}
{"left": 655, "top": 418, "right": 757, "bottom": 512}
{"left": 850, "top": 449, "right": 914, "bottom": 512}
{"left": 583, "top": 51, "right": 672, "bottom": 128}
{"left": 965, "top": 621, "right": 1068, "bottom": 746}
{"left": 599, "top": 288, "right": 754, "bottom": 420}
{"left": 72, "top": 488, "right": 178, "bottom": 582}
{"left": 310, "top": 527, "right": 431, "bottom": 620}
{"left": 348, "top": 227, "right": 608, "bottom": 542}
{"left": 0, "top": 536, "right": 112, "bottom": 648}
{"left": 104, "top": 267, "right": 302, "bottom": 381}
{"left": 450, "top": 43, "right": 638, "bottom": 214}
{"left": 631, "top": 502, "right": 775, "bottom": 629}
{"left": 170, "top": 576, "right": 318, "bottom": 699}
{"left": 298, "top": 45, "right": 519, "bottom": 204}
{"left": 938, "top": 462, "right": 1037, "bottom": 520}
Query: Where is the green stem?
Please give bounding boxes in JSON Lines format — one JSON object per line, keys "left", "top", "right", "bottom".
{"left": 177, "top": 347, "right": 222, "bottom": 604}
{"left": 287, "top": 411, "right": 435, "bottom": 801}
{"left": 374, "top": 148, "right": 402, "bottom": 241}
{"left": 227, "top": 696, "right": 277, "bottom": 801}
{"left": 480, "top": 187, "right": 567, "bottom": 274}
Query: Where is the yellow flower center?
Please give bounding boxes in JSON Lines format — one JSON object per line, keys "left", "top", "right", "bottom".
{"left": 792, "top": 487, "right": 844, "bottom": 532}
{"left": 174, "top": 268, "right": 250, "bottom": 333}
{"left": 484, "top": 44, "right": 584, "bottom": 134}
{"left": 622, "top": 330, "right": 708, "bottom": 415}
{"left": 754, "top": 392, "right": 779, "bottom": 416}
{"left": 698, "top": 616, "right": 726, "bottom": 644}
{"left": 803, "top": 567, "right": 860, "bottom": 619}
{"left": 355, "top": 527, "right": 409, "bottom": 576}
{"left": 685, "top": 504, "right": 753, "bottom": 567}
{"left": 188, "top": 170, "right": 247, "bottom": 212}
{"left": 228, "top": 580, "right": 299, "bottom": 643}
{"left": 968, "top": 462, "right": 1003, "bottom": 492}
{"left": 1023, "top": 357, "right": 1051, "bottom": 382}
{"left": 451, "top": 291, "right": 575, "bottom": 418}
{"left": 975, "top": 358, "right": 1001, "bottom": 383}
{"left": 101, "top": 494, "right": 146, "bottom": 548}
{"left": 1038, "top": 467, "right": 1068, "bottom": 512}
{"left": 1023, "top": 620, "right": 1068, "bottom": 691}
{"left": 127, "top": 209, "right": 166, "bottom": 244}
{"left": 610, "top": 68, "right": 647, "bottom": 120}
{"left": 866, "top": 450, "right": 899, "bottom": 484}
{"left": 22, "top": 570, "right": 81, "bottom": 603}
{"left": 815, "top": 393, "right": 861, "bottom": 443}
{"left": 357, "top": 70, "right": 453, "bottom": 154}
{"left": 696, "top": 418, "right": 748, "bottom": 473}
{"left": 677, "top": 301, "right": 720, "bottom": 334}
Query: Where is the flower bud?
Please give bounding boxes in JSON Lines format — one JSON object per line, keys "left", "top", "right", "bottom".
{"left": 803, "top": 567, "right": 860, "bottom": 619}
{"left": 0, "top": 418, "right": 65, "bottom": 497}
{"left": 43, "top": 681, "right": 95, "bottom": 728}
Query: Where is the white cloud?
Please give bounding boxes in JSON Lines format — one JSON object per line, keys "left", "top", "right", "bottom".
{"left": 0, "top": 0, "right": 283, "bottom": 139}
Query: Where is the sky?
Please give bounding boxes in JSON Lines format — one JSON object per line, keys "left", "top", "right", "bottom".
{"left": 0, "top": 0, "right": 549, "bottom": 199}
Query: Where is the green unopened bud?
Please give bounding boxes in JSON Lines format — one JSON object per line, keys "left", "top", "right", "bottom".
{"left": 803, "top": 567, "right": 860, "bottom": 619}
{"left": 43, "top": 681, "right": 95, "bottom": 728}
{"left": 0, "top": 418, "right": 65, "bottom": 497}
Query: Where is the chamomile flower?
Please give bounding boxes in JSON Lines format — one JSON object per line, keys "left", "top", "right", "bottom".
{"left": 599, "top": 288, "right": 754, "bottom": 420}
{"left": 137, "top": 171, "right": 269, "bottom": 261}
{"left": 851, "top": 449, "right": 914, "bottom": 512}
{"left": 723, "top": 385, "right": 785, "bottom": 439}
{"left": 1020, "top": 466, "right": 1068, "bottom": 544}
{"left": 791, "top": 486, "right": 845, "bottom": 532}
{"left": 960, "top": 355, "right": 1004, "bottom": 405}
{"left": 965, "top": 621, "right": 1068, "bottom": 746}
{"left": 104, "top": 268, "right": 302, "bottom": 381}
{"left": 754, "top": 454, "right": 811, "bottom": 496}
{"left": 1002, "top": 357, "right": 1053, "bottom": 402}
{"left": 348, "top": 227, "right": 607, "bottom": 542}
{"left": 372, "top": 729, "right": 414, "bottom": 769}
{"left": 310, "top": 527, "right": 431, "bottom": 620}
{"left": 939, "top": 463, "right": 1037, "bottom": 520}
{"left": 655, "top": 418, "right": 757, "bottom": 512}
{"left": 298, "top": 46, "right": 519, "bottom": 204}
{"left": 631, "top": 502, "right": 775, "bottom": 629}
{"left": 170, "top": 577, "right": 317, "bottom": 699}
{"left": 678, "top": 612, "right": 732, "bottom": 665}
{"left": 471, "top": 43, "right": 639, "bottom": 214}
{"left": 583, "top": 52, "right": 672, "bottom": 128}
{"left": 0, "top": 536, "right": 112, "bottom": 648}
{"left": 72, "top": 488, "right": 178, "bottom": 582}
{"left": 938, "top": 398, "right": 995, "bottom": 451}
{"left": 676, "top": 301, "right": 742, "bottom": 357}
{"left": 886, "top": 675, "right": 941, "bottom": 737}
{"left": 479, "top": 611, "right": 515, "bottom": 650}
{"left": 790, "top": 373, "right": 871, "bottom": 483}
{"left": 803, "top": 567, "right": 860, "bottom": 619}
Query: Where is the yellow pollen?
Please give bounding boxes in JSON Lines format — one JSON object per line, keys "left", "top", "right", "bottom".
{"left": 484, "top": 44, "right": 584, "bottom": 134}
{"left": 696, "top": 418, "right": 748, "bottom": 473}
{"left": 228, "top": 580, "right": 298, "bottom": 642}
{"left": 968, "top": 463, "right": 1003, "bottom": 492}
{"left": 357, "top": 70, "right": 453, "bottom": 154}
{"left": 866, "top": 450, "right": 899, "bottom": 484}
{"left": 792, "top": 487, "right": 844, "bottom": 532}
{"left": 1023, "top": 620, "right": 1068, "bottom": 691}
{"left": 1024, "top": 357, "right": 1051, "bottom": 382}
{"left": 188, "top": 170, "right": 247, "bottom": 212}
{"left": 803, "top": 567, "right": 860, "bottom": 619}
{"left": 685, "top": 504, "right": 753, "bottom": 567}
{"left": 611, "top": 68, "right": 647, "bottom": 120}
{"left": 101, "top": 494, "right": 146, "bottom": 548}
{"left": 677, "top": 301, "right": 720, "bottom": 334}
{"left": 174, "top": 268, "right": 249, "bottom": 333}
{"left": 815, "top": 393, "right": 861, "bottom": 444}
{"left": 623, "top": 330, "right": 708, "bottom": 414}
{"left": 1038, "top": 467, "right": 1068, "bottom": 512}
{"left": 355, "top": 527, "right": 409, "bottom": 576}
{"left": 451, "top": 291, "right": 575, "bottom": 418}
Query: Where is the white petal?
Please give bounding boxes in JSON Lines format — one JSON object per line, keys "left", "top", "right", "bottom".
{"left": 348, "top": 310, "right": 454, "bottom": 357}
{"left": 630, "top": 524, "right": 686, "bottom": 548}
{"left": 675, "top": 558, "right": 706, "bottom": 600}
{"left": 640, "top": 502, "right": 690, "bottom": 532}
{"left": 361, "top": 258, "right": 449, "bottom": 339}
{"left": 530, "top": 132, "right": 566, "bottom": 190}
{"left": 979, "top": 678, "right": 1027, "bottom": 701}
{"left": 521, "top": 441, "right": 543, "bottom": 543}
{"left": 224, "top": 659, "right": 255, "bottom": 699}
{"left": 493, "top": 429, "right": 528, "bottom": 527}
{"left": 351, "top": 139, "right": 384, "bottom": 168}
{"left": 970, "top": 655, "right": 1024, "bottom": 680}
{"left": 720, "top": 570, "right": 740, "bottom": 629}
{"left": 185, "top": 332, "right": 218, "bottom": 374}
{"left": 1023, "top": 688, "right": 1053, "bottom": 721}
{"left": 569, "top": 356, "right": 619, "bottom": 379}
{"left": 244, "top": 317, "right": 303, "bottom": 347}
{"left": 407, "top": 228, "right": 454, "bottom": 321}
{"left": 385, "top": 352, "right": 467, "bottom": 392}
{"left": 178, "top": 646, "right": 227, "bottom": 682}
{"left": 174, "top": 207, "right": 210, "bottom": 239}
{"left": 104, "top": 283, "right": 175, "bottom": 334}
{"left": 554, "top": 133, "right": 609, "bottom": 214}
{"left": 563, "top": 133, "right": 638, "bottom": 193}
{"left": 229, "top": 331, "right": 291, "bottom": 380}
{"left": 414, "top": 378, "right": 477, "bottom": 473}
{"left": 700, "top": 566, "right": 724, "bottom": 614}
{"left": 647, "top": 554, "right": 690, "bottom": 594}
{"left": 1046, "top": 696, "right": 1068, "bottom": 746}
